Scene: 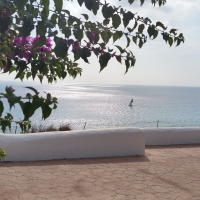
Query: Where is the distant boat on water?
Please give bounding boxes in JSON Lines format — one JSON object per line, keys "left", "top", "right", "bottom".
{"left": 129, "top": 99, "right": 133, "bottom": 107}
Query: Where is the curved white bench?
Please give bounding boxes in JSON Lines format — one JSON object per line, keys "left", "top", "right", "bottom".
{"left": 0, "top": 128, "right": 145, "bottom": 161}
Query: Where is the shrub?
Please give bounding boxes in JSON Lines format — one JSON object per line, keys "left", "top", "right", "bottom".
{"left": 24, "top": 123, "right": 72, "bottom": 133}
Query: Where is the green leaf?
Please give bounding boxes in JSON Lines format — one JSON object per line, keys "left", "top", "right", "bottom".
{"left": 115, "top": 55, "right": 121, "bottom": 63}
{"left": 113, "top": 32, "right": 119, "bottom": 43}
{"left": 147, "top": 25, "right": 155, "bottom": 39}
{"left": 80, "top": 47, "right": 91, "bottom": 63}
{"left": 112, "top": 14, "right": 121, "bottom": 29}
{"left": 20, "top": 102, "right": 35, "bottom": 121}
{"left": 132, "top": 36, "right": 137, "bottom": 44}
{"left": 129, "top": 0, "right": 135, "bottom": 4}
{"left": 32, "top": 97, "right": 43, "bottom": 110}
{"left": 54, "top": 40, "right": 68, "bottom": 58}
{"left": 40, "top": 0, "right": 49, "bottom": 14}
{"left": 100, "top": 31, "right": 111, "bottom": 44}
{"left": 73, "top": 49, "right": 81, "bottom": 61}
{"left": 115, "top": 45, "right": 123, "bottom": 54}
{"left": 168, "top": 37, "right": 173, "bottom": 47}
{"left": 140, "top": 0, "right": 145, "bottom": 5}
{"left": 0, "top": 100, "right": 4, "bottom": 116}
{"left": 138, "top": 24, "right": 145, "bottom": 34}
{"left": 156, "top": 21, "right": 166, "bottom": 30}
{"left": 123, "top": 11, "right": 134, "bottom": 28}
{"left": 113, "top": 31, "right": 123, "bottom": 43}
{"left": 163, "top": 33, "right": 169, "bottom": 43}
{"left": 31, "top": 61, "right": 38, "bottom": 80}
{"left": 125, "top": 59, "right": 130, "bottom": 74}
{"left": 25, "top": 87, "right": 39, "bottom": 95}
{"left": 170, "top": 28, "right": 178, "bottom": 35}
{"left": 85, "top": 0, "right": 93, "bottom": 10}
{"left": 153, "top": 29, "right": 158, "bottom": 39}
{"left": 7, "top": 95, "right": 21, "bottom": 110}
{"left": 138, "top": 39, "right": 143, "bottom": 48}
{"left": 73, "top": 29, "right": 83, "bottom": 41}
{"left": 125, "top": 35, "right": 131, "bottom": 48}
{"left": 26, "top": 72, "right": 32, "bottom": 79}
{"left": 81, "top": 14, "right": 89, "bottom": 20}
{"left": 58, "top": 16, "right": 66, "bottom": 28}
{"left": 62, "top": 27, "right": 71, "bottom": 38}
{"left": 102, "top": 5, "right": 114, "bottom": 19}
{"left": 103, "top": 18, "right": 110, "bottom": 26}
{"left": 99, "top": 53, "right": 111, "bottom": 72}
{"left": 92, "top": 1, "right": 99, "bottom": 15}
{"left": 53, "top": 0, "right": 63, "bottom": 13}
{"left": 14, "top": 0, "right": 28, "bottom": 16}
{"left": 42, "top": 104, "right": 52, "bottom": 120}
{"left": 78, "top": 0, "right": 84, "bottom": 6}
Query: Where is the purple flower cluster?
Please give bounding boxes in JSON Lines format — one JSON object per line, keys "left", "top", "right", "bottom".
{"left": 72, "top": 41, "right": 81, "bottom": 51}
{"left": 0, "top": 10, "right": 9, "bottom": 18}
{"left": 10, "top": 36, "right": 54, "bottom": 61}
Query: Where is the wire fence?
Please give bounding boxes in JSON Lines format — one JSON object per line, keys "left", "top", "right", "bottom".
{"left": 2, "top": 120, "right": 200, "bottom": 134}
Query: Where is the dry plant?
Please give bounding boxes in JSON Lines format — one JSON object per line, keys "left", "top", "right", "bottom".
{"left": 24, "top": 123, "right": 72, "bottom": 133}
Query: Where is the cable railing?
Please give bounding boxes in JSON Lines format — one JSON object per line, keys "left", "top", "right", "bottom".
{"left": 2, "top": 120, "right": 200, "bottom": 134}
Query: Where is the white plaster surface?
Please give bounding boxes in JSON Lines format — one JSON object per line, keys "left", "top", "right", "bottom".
{"left": 144, "top": 127, "right": 200, "bottom": 145}
{"left": 0, "top": 128, "right": 145, "bottom": 161}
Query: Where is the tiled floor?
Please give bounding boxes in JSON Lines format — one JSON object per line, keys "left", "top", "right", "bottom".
{"left": 0, "top": 145, "right": 200, "bottom": 200}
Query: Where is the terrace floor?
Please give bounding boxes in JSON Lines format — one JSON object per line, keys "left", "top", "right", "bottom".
{"left": 0, "top": 145, "right": 200, "bottom": 200}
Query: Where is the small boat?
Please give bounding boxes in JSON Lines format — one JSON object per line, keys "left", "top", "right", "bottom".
{"left": 129, "top": 99, "right": 133, "bottom": 107}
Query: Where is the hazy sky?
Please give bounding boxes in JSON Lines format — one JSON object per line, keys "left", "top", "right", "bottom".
{"left": 1, "top": 0, "right": 200, "bottom": 86}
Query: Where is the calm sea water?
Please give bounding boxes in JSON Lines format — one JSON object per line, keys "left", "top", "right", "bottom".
{"left": 1, "top": 81, "right": 200, "bottom": 132}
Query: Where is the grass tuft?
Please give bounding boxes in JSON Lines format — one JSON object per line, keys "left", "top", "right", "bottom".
{"left": 24, "top": 123, "right": 72, "bottom": 133}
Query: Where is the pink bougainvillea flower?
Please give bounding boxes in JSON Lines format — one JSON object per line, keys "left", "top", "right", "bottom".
{"left": 0, "top": 10, "right": 8, "bottom": 18}
{"left": 46, "top": 37, "right": 52, "bottom": 47}
{"left": 7, "top": 52, "right": 14, "bottom": 58}
{"left": 41, "top": 55, "right": 46, "bottom": 61}
{"left": 6, "top": 86, "right": 14, "bottom": 93}
{"left": 23, "top": 36, "right": 32, "bottom": 43}
{"left": 21, "top": 50, "right": 29, "bottom": 60}
{"left": 50, "top": 54, "right": 55, "bottom": 58}
{"left": 3, "top": 64, "right": 7, "bottom": 71}
{"left": 90, "top": 31, "right": 95, "bottom": 41}
{"left": 62, "top": 39, "right": 68, "bottom": 45}
{"left": 33, "top": 35, "right": 40, "bottom": 43}
{"left": 43, "top": 46, "right": 51, "bottom": 53}
{"left": 98, "top": 49, "right": 104, "bottom": 55}
{"left": 87, "top": 42, "right": 91, "bottom": 48}
{"left": 112, "top": 52, "right": 116, "bottom": 57}
{"left": 36, "top": 47, "right": 41, "bottom": 53}
{"left": 25, "top": 43, "right": 33, "bottom": 51}
{"left": 36, "top": 46, "right": 51, "bottom": 53}
{"left": 13, "top": 37, "right": 23, "bottom": 46}
{"left": 72, "top": 41, "right": 81, "bottom": 51}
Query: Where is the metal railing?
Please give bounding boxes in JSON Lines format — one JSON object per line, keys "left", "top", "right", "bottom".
{"left": 2, "top": 120, "right": 200, "bottom": 134}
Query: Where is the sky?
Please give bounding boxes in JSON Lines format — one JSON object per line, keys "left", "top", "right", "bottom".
{"left": 1, "top": 0, "right": 200, "bottom": 87}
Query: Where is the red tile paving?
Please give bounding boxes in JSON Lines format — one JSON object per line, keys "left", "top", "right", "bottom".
{"left": 0, "top": 145, "right": 200, "bottom": 200}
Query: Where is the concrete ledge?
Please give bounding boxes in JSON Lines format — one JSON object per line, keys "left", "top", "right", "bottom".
{"left": 145, "top": 127, "right": 200, "bottom": 145}
{"left": 0, "top": 128, "right": 145, "bottom": 161}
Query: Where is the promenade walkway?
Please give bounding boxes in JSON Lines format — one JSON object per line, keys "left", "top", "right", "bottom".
{"left": 0, "top": 145, "right": 200, "bottom": 200}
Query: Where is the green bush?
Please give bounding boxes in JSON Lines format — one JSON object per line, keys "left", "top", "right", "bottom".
{"left": 24, "top": 123, "right": 72, "bottom": 133}
{"left": 0, "top": 148, "right": 6, "bottom": 161}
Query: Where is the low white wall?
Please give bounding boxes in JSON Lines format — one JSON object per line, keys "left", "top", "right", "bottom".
{"left": 144, "top": 127, "right": 200, "bottom": 145}
{"left": 0, "top": 128, "right": 145, "bottom": 161}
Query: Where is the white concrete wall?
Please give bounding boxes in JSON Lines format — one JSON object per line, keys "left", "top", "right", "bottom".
{"left": 144, "top": 127, "right": 200, "bottom": 145}
{"left": 0, "top": 128, "right": 145, "bottom": 161}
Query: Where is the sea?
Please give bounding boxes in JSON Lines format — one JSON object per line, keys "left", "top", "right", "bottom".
{"left": 1, "top": 81, "right": 200, "bottom": 133}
